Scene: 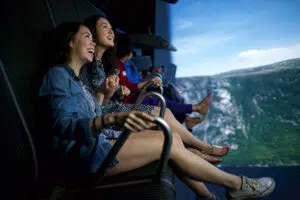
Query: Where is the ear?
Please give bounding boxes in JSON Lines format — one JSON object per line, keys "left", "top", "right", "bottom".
{"left": 69, "top": 39, "right": 75, "bottom": 49}
{"left": 126, "top": 52, "right": 133, "bottom": 61}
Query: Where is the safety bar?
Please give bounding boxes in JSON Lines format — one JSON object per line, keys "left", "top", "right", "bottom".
{"left": 147, "top": 72, "right": 162, "bottom": 80}
{"left": 140, "top": 73, "right": 164, "bottom": 96}
{"left": 132, "top": 91, "right": 166, "bottom": 117}
{"left": 96, "top": 116, "right": 172, "bottom": 180}
{"left": 152, "top": 116, "right": 173, "bottom": 178}
{"left": 140, "top": 82, "right": 163, "bottom": 96}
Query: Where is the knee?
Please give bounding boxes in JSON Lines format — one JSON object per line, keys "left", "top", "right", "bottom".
{"left": 164, "top": 108, "right": 174, "bottom": 119}
{"left": 172, "top": 131, "right": 181, "bottom": 140}
{"left": 171, "top": 132, "right": 185, "bottom": 152}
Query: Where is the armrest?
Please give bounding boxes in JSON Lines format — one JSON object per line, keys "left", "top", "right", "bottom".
{"left": 140, "top": 73, "right": 164, "bottom": 95}
{"left": 147, "top": 73, "right": 162, "bottom": 80}
{"left": 90, "top": 86, "right": 170, "bottom": 182}
{"left": 132, "top": 91, "right": 166, "bottom": 117}
{"left": 95, "top": 116, "right": 172, "bottom": 180}
{"left": 152, "top": 116, "right": 172, "bottom": 179}
{"left": 140, "top": 82, "right": 163, "bottom": 96}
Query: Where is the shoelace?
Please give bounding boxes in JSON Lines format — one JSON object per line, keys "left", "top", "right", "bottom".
{"left": 244, "top": 178, "right": 262, "bottom": 192}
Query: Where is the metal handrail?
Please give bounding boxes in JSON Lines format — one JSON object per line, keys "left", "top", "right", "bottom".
{"left": 96, "top": 116, "right": 172, "bottom": 180}
{"left": 132, "top": 91, "right": 166, "bottom": 117}
{"left": 140, "top": 73, "right": 163, "bottom": 96}
{"left": 152, "top": 116, "right": 172, "bottom": 178}
{"left": 97, "top": 89, "right": 170, "bottom": 180}
{"left": 147, "top": 73, "right": 162, "bottom": 80}
{"left": 140, "top": 82, "right": 163, "bottom": 96}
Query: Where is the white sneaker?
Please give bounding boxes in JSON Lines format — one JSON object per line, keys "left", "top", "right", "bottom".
{"left": 226, "top": 176, "right": 275, "bottom": 200}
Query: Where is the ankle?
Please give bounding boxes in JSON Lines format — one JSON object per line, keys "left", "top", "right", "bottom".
{"left": 192, "top": 104, "right": 197, "bottom": 111}
{"left": 225, "top": 175, "right": 242, "bottom": 190}
{"left": 233, "top": 176, "right": 243, "bottom": 190}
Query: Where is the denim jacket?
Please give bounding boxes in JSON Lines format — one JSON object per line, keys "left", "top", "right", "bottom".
{"left": 39, "top": 66, "right": 116, "bottom": 174}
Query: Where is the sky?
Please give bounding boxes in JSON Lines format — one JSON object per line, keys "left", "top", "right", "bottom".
{"left": 170, "top": 0, "right": 300, "bottom": 77}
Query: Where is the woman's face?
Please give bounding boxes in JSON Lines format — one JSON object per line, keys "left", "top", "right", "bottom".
{"left": 70, "top": 25, "right": 95, "bottom": 64}
{"left": 95, "top": 17, "right": 114, "bottom": 48}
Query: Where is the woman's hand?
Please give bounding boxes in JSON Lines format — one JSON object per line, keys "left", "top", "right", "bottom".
{"left": 97, "top": 74, "right": 119, "bottom": 98}
{"left": 149, "top": 77, "right": 163, "bottom": 87}
{"left": 137, "top": 77, "right": 162, "bottom": 89}
{"left": 107, "top": 74, "right": 120, "bottom": 87}
{"left": 102, "top": 111, "right": 156, "bottom": 132}
{"left": 120, "top": 85, "right": 131, "bottom": 96}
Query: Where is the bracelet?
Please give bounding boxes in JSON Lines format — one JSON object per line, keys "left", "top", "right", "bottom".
{"left": 101, "top": 114, "right": 106, "bottom": 128}
{"left": 92, "top": 117, "right": 97, "bottom": 131}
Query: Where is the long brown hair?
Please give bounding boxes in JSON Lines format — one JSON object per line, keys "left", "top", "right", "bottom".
{"left": 83, "top": 15, "right": 118, "bottom": 75}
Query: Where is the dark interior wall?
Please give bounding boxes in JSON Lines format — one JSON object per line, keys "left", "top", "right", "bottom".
{"left": 48, "top": 0, "right": 106, "bottom": 24}
{"left": 0, "top": 0, "right": 54, "bottom": 131}
{"left": 0, "top": 1, "right": 54, "bottom": 197}
{"left": 107, "top": 0, "right": 156, "bottom": 59}
{"left": 154, "top": 0, "right": 177, "bottom": 82}
{"left": 108, "top": 0, "right": 155, "bottom": 34}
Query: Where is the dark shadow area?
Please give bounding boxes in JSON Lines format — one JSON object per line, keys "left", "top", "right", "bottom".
{"left": 176, "top": 166, "right": 300, "bottom": 200}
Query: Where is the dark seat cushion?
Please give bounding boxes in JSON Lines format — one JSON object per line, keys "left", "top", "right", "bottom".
{"left": 65, "top": 162, "right": 176, "bottom": 200}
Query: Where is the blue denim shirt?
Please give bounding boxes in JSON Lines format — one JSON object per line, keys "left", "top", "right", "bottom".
{"left": 39, "top": 66, "right": 116, "bottom": 174}
{"left": 124, "top": 60, "right": 144, "bottom": 84}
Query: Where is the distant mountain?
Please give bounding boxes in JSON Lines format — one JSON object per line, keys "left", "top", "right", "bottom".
{"left": 214, "top": 58, "right": 300, "bottom": 78}
{"left": 176, "top": 63, "right": 300, "bottom": 166}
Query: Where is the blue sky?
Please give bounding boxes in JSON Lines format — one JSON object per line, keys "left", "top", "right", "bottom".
{"left": 170, "top": 0, "right": 300, "bottom": 77}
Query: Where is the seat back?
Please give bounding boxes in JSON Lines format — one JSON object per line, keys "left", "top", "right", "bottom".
{"left": 132, "top": 56, "right": 153, "bottom": 70}
{"left": 0, "top": 59, "right": 38, "bottom": 199}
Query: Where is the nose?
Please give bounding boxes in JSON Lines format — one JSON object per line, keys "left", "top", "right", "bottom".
{"left": 90, "top": 41, "right": 96, "bottom": 48}
{"left": 108, "top": 27, "right": 114, "bottom": 36}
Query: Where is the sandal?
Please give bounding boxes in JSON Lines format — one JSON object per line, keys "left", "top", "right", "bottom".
{"left": 206, "top": 144, "right": 229, "bottom": 157}
{"left": 188, "top": 148, "right": 222, "bottom": 164}
{"left": 200, "top": 151, "right": 222, "bottom": 164}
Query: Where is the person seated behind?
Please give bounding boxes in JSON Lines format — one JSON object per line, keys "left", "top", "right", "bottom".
{"left": 115, "top": 33, "right": 213, "bottom": 125}
{"left": 39, "top": 21, "right": 275, "bottom": 200}
{"left": 140, "top": 69, "right": 150, "bottom": 80}
{"left": 149, "top": 65, "right": 162, "bottom": 74}
{"left": 124, "top": 59, "right": 144, "bottom": 84}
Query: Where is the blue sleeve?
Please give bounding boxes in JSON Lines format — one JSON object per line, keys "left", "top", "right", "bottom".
{"left": 39, "top": 67, "right": 94, "bottom": 145}
{"left": 125, "top": 61, "right": 143, "bottom": 84}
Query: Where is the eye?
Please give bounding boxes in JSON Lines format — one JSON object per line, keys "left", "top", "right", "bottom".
{"left": 84, "top": 33, "right": 92, "bottom": 39}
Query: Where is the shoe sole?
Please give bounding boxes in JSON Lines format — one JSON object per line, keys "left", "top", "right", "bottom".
{"left": 228, "top": 178, "right": 276, "bottom": 200}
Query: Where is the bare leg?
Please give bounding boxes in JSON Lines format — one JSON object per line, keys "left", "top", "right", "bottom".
{"left": 152, "top": 107, "right": 228, "bottom": 156}
{"left": 106, "top": 131, "right": 241, "bottom": 190}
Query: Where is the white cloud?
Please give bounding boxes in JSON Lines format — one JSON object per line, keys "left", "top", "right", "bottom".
{"left": 235, "top": 45, "right": 300, "bottom": 67}
{"left": 175, "top": 44, "right": 300, "bottom": 77}
{"left": 175, "top": 19, "right": 193, "bottom": 30}
{"left": 173, "top": 34, "right": 234, "bottom": 56}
